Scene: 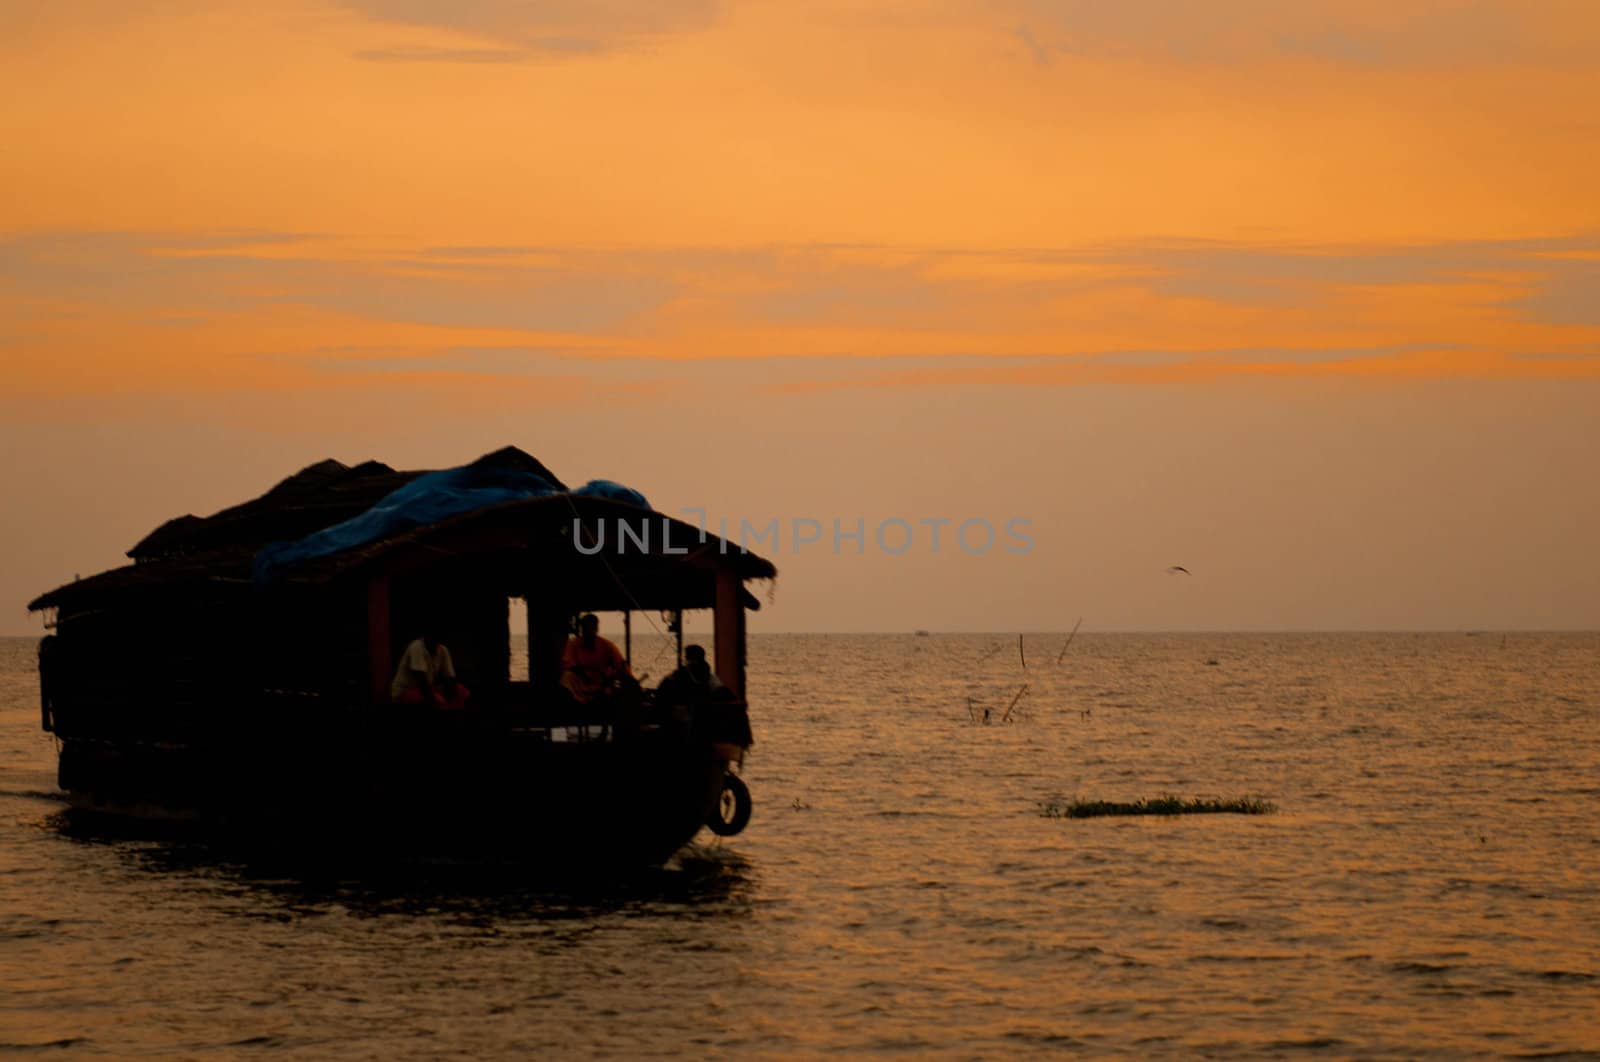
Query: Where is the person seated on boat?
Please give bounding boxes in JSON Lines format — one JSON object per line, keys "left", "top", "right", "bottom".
{"left": 657, "top": 644, "right": 726, "bottom": 705}
{"left": 660, "top": 644, "right": 750, "bottom": 749}
{"left": 390, "top": 630, "right": 470, "bottom": 710}
{"left": 561, "top": 613, "right": 633, "bottom": 705}
{"left": 654, "top": 644, "right": 738, "bottom": 732}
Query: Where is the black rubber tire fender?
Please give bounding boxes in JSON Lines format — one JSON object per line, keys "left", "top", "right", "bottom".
{"left": 706, "top": 772, "right": 752, "bottom": 836}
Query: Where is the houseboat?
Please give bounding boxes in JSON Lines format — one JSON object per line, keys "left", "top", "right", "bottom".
{"left": 29, "top": 446, "right": 774, "bottom": 867}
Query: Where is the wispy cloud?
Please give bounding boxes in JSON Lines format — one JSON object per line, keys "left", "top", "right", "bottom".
{"left": 337, "top": 0, "right": 719, "bottom": 57}
{"left": 354, "top": 46, "right": 545, "bottom": 64}
{"left": 1013, "top": 24, "right": 1051, "bottom": 67}
{"left": 1517, "top": 259, "right": 1600, "bottom": 327}
{"left": 4, "top": 229, "right": 1600, "bottom": 403}
{"left": 1005, "top": 0, "right": 1596, "bottom": 67}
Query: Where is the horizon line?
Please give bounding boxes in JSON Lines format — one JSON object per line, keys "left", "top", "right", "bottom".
{"left": 2, "top": 627, "right": 1597, "bottom": 639}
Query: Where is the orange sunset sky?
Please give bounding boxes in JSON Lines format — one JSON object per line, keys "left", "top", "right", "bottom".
{"left": 3, "top": 0, "right": 1598, "bottom": 631}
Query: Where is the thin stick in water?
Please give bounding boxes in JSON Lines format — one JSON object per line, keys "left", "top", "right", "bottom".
{"left": 1001, "top": 683, "right": 1030, "bottom": 723}
{"left": 1056, "top": 617, "right": 1084, "bottom": 665}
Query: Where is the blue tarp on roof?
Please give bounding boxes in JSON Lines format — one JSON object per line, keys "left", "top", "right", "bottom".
{"left": 251, "top": 460, "right": 653, "bottom": 585}
{"left": 572, "top": 479, "right": 650, "bottom": 509}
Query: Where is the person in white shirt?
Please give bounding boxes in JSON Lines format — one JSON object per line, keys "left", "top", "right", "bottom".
{"left": 390, "top": 630, "right": 470, "bottom": 709}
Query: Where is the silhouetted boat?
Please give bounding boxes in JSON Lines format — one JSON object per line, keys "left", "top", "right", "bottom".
{"left": 29, "top": 447, "right": 774, "bottom": 868}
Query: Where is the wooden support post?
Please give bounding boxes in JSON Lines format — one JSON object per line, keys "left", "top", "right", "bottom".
{"left": 623, "top": 610, "right": 632, "bottom": 666}
{"left": 713, "top": 569, "right": 746, "bottom": 701}
{"left": 367, "top": 575, "right": 391, "bottom": 706}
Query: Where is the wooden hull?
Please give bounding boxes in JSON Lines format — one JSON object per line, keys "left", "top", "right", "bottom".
{"left": 57, "top": 717, "right": 733, "bottom": 869}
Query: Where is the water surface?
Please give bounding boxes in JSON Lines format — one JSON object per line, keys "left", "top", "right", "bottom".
{"left": 2, "top": 633, "right": 1597, "bottom": 1057}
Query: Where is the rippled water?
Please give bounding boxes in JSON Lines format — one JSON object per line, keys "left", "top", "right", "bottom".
{"left": 2, "top": 632, "right": 1598, "bottom": 1058}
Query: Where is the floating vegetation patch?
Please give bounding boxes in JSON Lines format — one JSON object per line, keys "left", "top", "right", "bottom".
{"left": 1039, "top": 794, "right": 1277, "bottom": 819}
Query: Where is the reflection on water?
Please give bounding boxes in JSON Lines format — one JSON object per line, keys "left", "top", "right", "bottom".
{"left": 2, "top": 633, "right": 1598, "bottom": 1058}
{"left": 48, "top": 805, "right": 758, "bottom": 919}
{"left": 105, "top": 834, "right": 761, "bottom": 928}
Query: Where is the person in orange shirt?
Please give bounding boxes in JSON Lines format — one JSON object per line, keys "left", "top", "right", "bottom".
{"left": 561, "top": 613, "right": 631, "bottom": 704}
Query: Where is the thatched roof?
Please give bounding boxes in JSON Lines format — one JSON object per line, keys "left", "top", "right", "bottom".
{"left": 30, "top": 447, "right": 774, "bottom": 614}
{"left": 127, "top": 446, "right": 564, "bottom": 562}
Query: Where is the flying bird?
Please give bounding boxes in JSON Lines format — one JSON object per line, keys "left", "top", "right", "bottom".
{"left": 1166, "top": 566, "right": 1191, "bottom": 575}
